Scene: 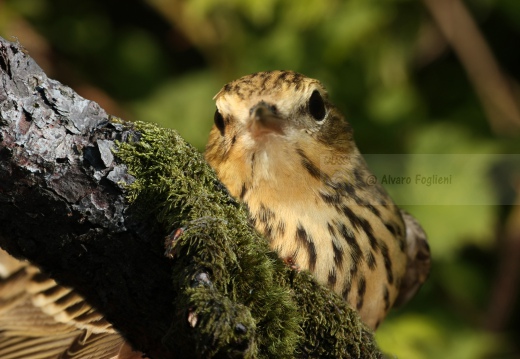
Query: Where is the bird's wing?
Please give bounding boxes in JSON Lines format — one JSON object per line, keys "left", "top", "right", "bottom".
{"left": 0, "top": 249, "right": 143, "bottom": 359}
{"left": 393, "top": 210, "right": 431, "bottom": 308}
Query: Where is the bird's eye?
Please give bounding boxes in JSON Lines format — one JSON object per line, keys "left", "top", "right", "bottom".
{"left": 214, "top": 109, "right": 225, "bottom": 135}
{"left": 308, "top": 90, "right": 326, "bottom": 121}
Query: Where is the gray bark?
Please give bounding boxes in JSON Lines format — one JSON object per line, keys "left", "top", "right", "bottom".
{"left": 0, "top": 37, "right": 174, "bottom": 358}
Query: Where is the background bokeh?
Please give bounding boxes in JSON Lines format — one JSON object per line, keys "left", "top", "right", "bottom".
{"left": 1, "top": 0, "right": 519, "bottom": 357}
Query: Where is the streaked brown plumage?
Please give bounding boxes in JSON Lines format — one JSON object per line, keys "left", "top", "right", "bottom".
{"left": 0, "top": 249, "right": 143, "bottom": 359}
{"left": 205, "top": 70, "right": 430, "bottom": 329}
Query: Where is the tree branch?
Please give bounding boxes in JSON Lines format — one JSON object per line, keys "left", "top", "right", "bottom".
{"left": 422, "top": 0, "right": 520, "bottom": 135}
{"left": 0, "top": 37, "right": 382, "bottom": 358}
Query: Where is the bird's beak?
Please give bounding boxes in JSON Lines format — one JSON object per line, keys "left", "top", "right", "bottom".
{"left": 248, "top": 101, "right": 284, "bottom": 136}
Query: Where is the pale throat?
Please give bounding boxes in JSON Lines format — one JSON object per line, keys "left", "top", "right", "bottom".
{"left": 230, "top": 130, "right": 349, "bottom": 207}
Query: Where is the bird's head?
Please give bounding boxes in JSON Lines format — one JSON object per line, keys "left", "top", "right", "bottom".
{"left": 205, "top": 71, "right": 359, "bottom": 196}
{"left": 207, "top": 70, "right": 354, "bottom": 157}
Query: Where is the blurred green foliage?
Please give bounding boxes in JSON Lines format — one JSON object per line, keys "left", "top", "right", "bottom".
{"left": 2, "top": 0, "right": 520, "bottom": 357}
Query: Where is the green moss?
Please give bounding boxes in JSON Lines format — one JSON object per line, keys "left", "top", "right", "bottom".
{"left": 115, "top": 120, "right": 382, "bottom": 358}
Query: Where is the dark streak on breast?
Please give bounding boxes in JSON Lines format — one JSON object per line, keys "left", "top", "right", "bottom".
{"left": 239, "top": 183, "right": 248, "bottom": 200}
{"left": 264, "top": 223, "right": 273, "bottom": 239}
{"left": 383, "top": 285, "right": 390, "bottom": 311}
{"left": 361, "top": 219, "right": 380, "bottom": 252}
{"left": 332, "top": 239, "right": 344, "bottom": 269}
{"left": 356, "top": 276, "right": 366, "bottom": 310}
{"left": 342, "top": 278, "right": 352, "bottom": 300}
{"left": 341, "top": 206, "right": 381, "bottom": 253}
{"left": 250, "top": 152, "right": 256, "bottom": 178}
{"left": 258, "top": 203, "right": 275, "bottom": 224}
{"left": 277, "top": 220, "right": 286, "bottom": 237}
{"left": 296, "top": 148, "right": 329, "bottom": 182}
{"left": 366, "top": 204, "right": 381, "bottom": 217}
{"left": 327, "top": 222, "right": 336, "bottom": 236}
{"left": 366, "top": 251, "right": 376, "bottom": 270}
{"left": 296, "top": 224, "right": 317, "bottom": 272}
{"left": 337, "top": 223, "right": 362, "bottom": 266}
{"left": 320, "top": 191, "right": 341, "bottom": 207}
{"left": 384, "top": 222, "right": 397, "bottom": 236}
{"left": 380, "top": 242, "right": 394, "bottom": 284}
{"left": 341, "top": 205, "right": 363, "bottom": 229}
{"left": 328, "top": 269, "right": 337, "bottom": 287}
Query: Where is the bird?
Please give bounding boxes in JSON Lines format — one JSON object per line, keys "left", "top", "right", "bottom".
{"left": 205, "top": 70, "right": 431, "bottom": 329}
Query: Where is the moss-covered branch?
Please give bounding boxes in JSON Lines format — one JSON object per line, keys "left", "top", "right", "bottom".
{"left": 0, "top": 37, "right": 382, "bottom": 358}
